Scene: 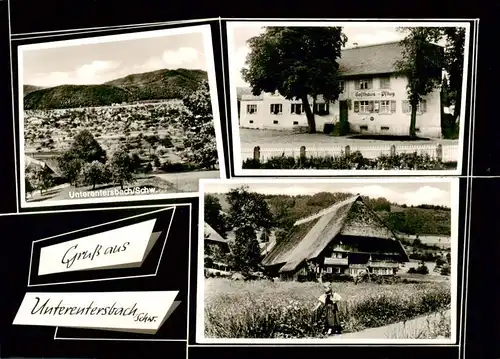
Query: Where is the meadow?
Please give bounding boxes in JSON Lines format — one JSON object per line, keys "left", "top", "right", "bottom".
{"left": 204, "top": 277, "right": 451, "bottom": 339}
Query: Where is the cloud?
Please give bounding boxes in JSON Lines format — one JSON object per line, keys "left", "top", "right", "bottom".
{"left": 162, "top": 47, "right": 199, "bottom": 67}
{"left": 75, "top": 60, "right": 121, "bottom": 84}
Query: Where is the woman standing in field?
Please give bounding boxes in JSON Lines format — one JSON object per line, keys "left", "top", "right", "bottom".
{"left": 314, "top": 281, "right": 342, "bottom": 335}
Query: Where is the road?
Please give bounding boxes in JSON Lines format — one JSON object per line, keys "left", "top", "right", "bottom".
{"left": 334, "top": 309, "right": 451, "bottom": 339}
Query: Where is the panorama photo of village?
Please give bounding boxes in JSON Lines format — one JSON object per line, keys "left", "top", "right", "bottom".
{"left": 199, "top": 178, "right": 458, "bottom": 342}
{"left": 19, "top": 24, "right": 223, "bottom": 207}
{"left": 227, "top": 21, "right": 470, "bottom": 174}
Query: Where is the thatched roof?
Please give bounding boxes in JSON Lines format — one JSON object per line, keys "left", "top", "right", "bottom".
{"left": 261, "top": 195, "right": 409, "bottom": 273}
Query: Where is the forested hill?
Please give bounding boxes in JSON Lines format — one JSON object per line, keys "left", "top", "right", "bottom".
{"left": 208, "top": 191, "right": 451, "bottom": 236}
{"left": 23, "top": 68, "right": 208, "bottom": 110}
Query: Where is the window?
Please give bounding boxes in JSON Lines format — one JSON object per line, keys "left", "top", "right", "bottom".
{"left": 333, "top": 267, "right": 340, "bottom": 274}
{"left": 293, "top": 121, "right": 299, "bottom": 125}
{"left": 339, "top": 80, "right": 345, "bottom": 92}
{"left": 291, "top": 103, "right": 303, "bottom": 114}
{"left": 315, "top": 103, "right": 330, "bottom": 115}
{"left": 326, "top": 267, "right": 333, "bottom": 273}
{"left": 273, "top": 120, "right": 279, "bottom": 124}
{"left": 379, "top": 76, "right": 391, "bottom": 89}
{"left": 402, "top": 100, "right": 427, "bottom": 114}
{"left": 356, "top": 79, "right": 372, "bottom": 90}
{"left": 380, "top": 100, "right": 391, "bottom": 113}
{"left": 246, "top": 104, "right": 257, "bottom": 114}
{"left": 249, "top": 120, "right": 254, "bottom": 124}
{"left": 381, "top": 126, "right": 389, "bottom": 130}
{"left": 359, "top": 101, "right": 371, "bottom": 113}
{"left": 270, "top": 104, "right": 282, "bottom": 115}
{"left": 360, "top": 125, "right": 368, "bottom": 131}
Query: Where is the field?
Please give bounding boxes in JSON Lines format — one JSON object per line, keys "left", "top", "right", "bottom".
{"left": 204, "top": 276, "right": 451, "bottom": 339}
{"left": 23, "top": 99, "right": 220, "bottom": 201}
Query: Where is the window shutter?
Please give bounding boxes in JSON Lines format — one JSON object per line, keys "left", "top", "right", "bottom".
{"left": 325, "top": 103, "right": 330, "bottom": 115}
{"left": 374, "top": 100, "right": 380, "bottom": 112}
{"left": 402, "top": 100, "right": 409, "bottom": 113}
{"left": 368, "top": 101, "right": 374, "bottom": 113}
{"left": 354, "top": 101, "right": 359, "bottom": 113}
{"left": 355, "top": 81, "right": 360, "bottom": 90}
{"left": 421, "top": 100, "right": 427, "bottom": 113}
{"left": 390, "top": 100, "right": 396, "bottom": 113}
{"left": 270, "top": 104, "right": 273, "bottom": 114}
{"left": 367, "top": 78, "right": 373, "bottom": 89}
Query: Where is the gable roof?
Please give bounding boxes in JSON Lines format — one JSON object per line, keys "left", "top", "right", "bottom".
{"left": 25, "top": 155, "right": 64, "bottom": 177}
{"left": 204, "top": 222, "right": 227, "bottom": 244}
{"left": 261, "top": 194, "right": 409, "bottom": 273}
{"left": 337, "top": 41, "right": 404, "bottom": 78}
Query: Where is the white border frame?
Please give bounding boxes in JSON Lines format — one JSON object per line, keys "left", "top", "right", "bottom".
{"left": 225, "top": 20, "right": 473, "bottom": 177}
{"left": 17, "top": 24, "right": 226, "bottom": 209}
{"left": 196, "top": 177, "right": 460, "bottom": 345}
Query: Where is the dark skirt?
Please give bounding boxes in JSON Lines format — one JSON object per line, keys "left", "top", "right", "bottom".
{"left": 325, "top": 303, "right": 342, "bottom": 333}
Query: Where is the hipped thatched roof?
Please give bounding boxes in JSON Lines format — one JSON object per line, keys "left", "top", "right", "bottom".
{"left": 261, "top": 195, "right": 409, "bottom": 273}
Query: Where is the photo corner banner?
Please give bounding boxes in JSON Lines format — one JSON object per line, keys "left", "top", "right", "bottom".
{"left": 13, "top": 291, "right": 181, "bottom": 335}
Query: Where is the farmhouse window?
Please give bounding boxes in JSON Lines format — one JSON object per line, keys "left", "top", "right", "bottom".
{"left": 326, "top": 267, "right": 333, "bottom": 273}
{"left": 293, "top": 121, "right": 299, "bottom": 125}
{"left": 379, "top": 76, "right": 391, "bottom": 89}
{"left": 356, "top": 79, "right": 372, "bottom": 90}
{"left": 402, "top": 100, "right": 427, "bottom": 114}
{"left": 247, "top": 104, "right": 257, "bottom": 114}
{"left": 315, "top": 103, "right": 330, "bottom": 115}
{"left": 270, "top": 104, "right": 283, "bottom": 115}
{"left": 291, "top": 103, "right": 303, "bottom": 114}
{"left": 249, "top": 120, "right": 254, "bottom": 124}
{"left": 273, "top": 120, "right": 279, "bottom": 124}
{"left": 359, "top": 101, "right": 371, "bottom": 113}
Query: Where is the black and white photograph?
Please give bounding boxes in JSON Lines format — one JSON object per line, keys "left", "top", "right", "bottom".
{"left": 197, "top": 178, "right": 459, "bottom": 344}
{"left": 18, "top": 24, "right": 225, "bottom": 208}
{"left": 226, "top": 21, "right": 472, "bottom": 176}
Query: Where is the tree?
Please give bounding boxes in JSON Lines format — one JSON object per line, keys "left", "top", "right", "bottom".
{"left": 32, "top": 165, "right": 54, "bottom": 195}
{"left": 395, "top": 28, "right": 444, "bottom": 137}
{"left": 229, "top": 226, "right": 262, "bottom": 275}
{"left": 25, "top": 174, "right": 34, "bottom": 198}
{"left": 81, "top": 160, "right": 109, "bottom": 189}
{"left": 66, "top": 129, "right": 106, "bottom": 163}
{"left": 178, "top": 80, "right": 218, "bottom": 170}
{"left": 58, "top": 152, "right": 85, "bottom": 186}
{"left": 241, "top": 27, "right": 347, "bottom": 133}
{"left": 204, "top": 194, "right": 230, "bottom": 238}
{"left": 108, "top": 146, "right": 134, "bottom": 190}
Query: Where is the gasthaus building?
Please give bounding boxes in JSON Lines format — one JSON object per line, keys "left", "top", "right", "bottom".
{"left": 238, "top": 41, "right": 443, "bottom": 138}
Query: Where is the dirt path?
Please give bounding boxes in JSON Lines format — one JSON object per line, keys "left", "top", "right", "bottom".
{"left": 334, "top": 310, "right": 451, "bottom": 339}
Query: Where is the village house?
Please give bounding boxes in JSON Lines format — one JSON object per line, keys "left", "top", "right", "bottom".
{"left": 238, "top": 41, "right": 444, "bottom": 138}
{"left": 204, "top": 222, "right": 231, "bottom": 273}
{"left": 261, "top": 195, "right": 410, "bottom": 280}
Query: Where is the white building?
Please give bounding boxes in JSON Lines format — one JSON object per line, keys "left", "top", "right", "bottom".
{"left": 238, "top": 41, "right": 443, "bottom": 138}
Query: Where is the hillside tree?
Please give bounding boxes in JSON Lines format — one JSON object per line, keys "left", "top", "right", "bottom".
{"left": 108, "top": 146, "right": 135, "bottom": 190}
{"left": 204, "top": 194, "right": 231, "bottom": 238}
{"left": 178, "top": 80, "right": 218, "bottom": 170}
{"left": 226, "top": 186, "right": 275, "bottom": 274}
{"left": 28, "top": 165, "right": 54, "bottom": 195}
{"left": 395, "top": 28, "right": 444, "bottom": 137}
{"left": 241, "top": 27, "right": 347, "bottom": 133}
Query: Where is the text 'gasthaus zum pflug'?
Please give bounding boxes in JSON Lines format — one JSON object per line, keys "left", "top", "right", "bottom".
{"left": 13, "top": 291, "right": 179, "bottom": 333}
{"left": 37, "top": 218, "right": 159, "bottom": 276}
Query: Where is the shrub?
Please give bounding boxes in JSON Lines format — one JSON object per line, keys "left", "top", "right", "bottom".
{"left": 242, "top": 151, "right": 456, "bottom": 171}
{"left": 440, "top": 265, "right": 451, "bottom": 276}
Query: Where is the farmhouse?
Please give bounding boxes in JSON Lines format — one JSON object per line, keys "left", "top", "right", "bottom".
{"left": 261, "top": 195, "right": 410, "bottom": 280}
{"left": 204, "top": 222, "right": 231, "bottom": 273}
{"left": 238, "top": 41, "right": 443, "bottom": 138}
{"left": 25, "top": 155, "right": 64, "bottom": 179}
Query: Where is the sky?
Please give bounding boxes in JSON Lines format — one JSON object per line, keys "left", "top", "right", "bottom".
{"left": 229, "top": 22, "right": 450, "bottom": 88}
{"left": 22, "top": 29, "right": 207, "bottom": 87}
{"left": 204, "top": 181, "right": 452, "bottom": 207}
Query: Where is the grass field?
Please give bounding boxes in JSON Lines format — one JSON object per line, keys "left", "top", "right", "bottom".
{"left": 204, "top": 277, "right": 451, "bottom": 339}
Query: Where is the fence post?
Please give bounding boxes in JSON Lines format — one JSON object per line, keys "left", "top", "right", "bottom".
{"left": 436, "top": 144, "right": 443, "bottom": 162}
{"left": 345, "top": 145, "right": 351, "bottom": 157}
{"left": 390, "top": 144, "right": 396, "bottom": 157}
{"left": 300, "top": 145, "right": 306, "bottom": 160}
{"left": 253, "top": 146, "right": 261, "bottom": 162}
